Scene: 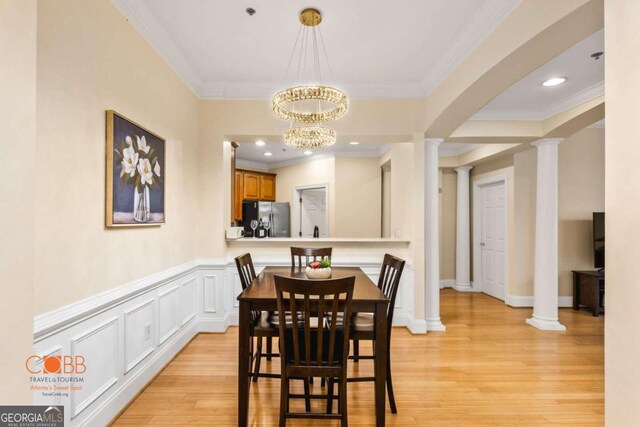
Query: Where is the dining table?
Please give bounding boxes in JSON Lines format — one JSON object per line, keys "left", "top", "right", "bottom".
{"left": 237, "top": 265, "right": 390, "bottom": 426}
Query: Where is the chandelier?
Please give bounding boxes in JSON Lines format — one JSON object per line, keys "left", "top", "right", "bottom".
{"left": 273, "top": 8, "right": 348, "bottom": 149}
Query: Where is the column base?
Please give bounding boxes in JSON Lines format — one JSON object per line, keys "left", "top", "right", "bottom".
{"left": 453, "top": 281, "right": 475, "bottom": 292}
{"left": 426, "top": 318, "right": 447, "bottom": 332}
{"left": 526, "top": 315, "right": 566, "bottom": 331}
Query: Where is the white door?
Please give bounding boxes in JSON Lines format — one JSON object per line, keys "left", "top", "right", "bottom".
{"left": 479, "top": 181, "right": 507, "bottom": 300}
{"left": 300, "top": 189, "right": 328, "bottom": 237}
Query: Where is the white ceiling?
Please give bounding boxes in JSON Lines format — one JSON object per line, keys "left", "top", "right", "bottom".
{"left": 112, "top": 0, "right": 520, "bottom": 98}
{"left": 473, "top": 30, "right": 604, "bottom": 120}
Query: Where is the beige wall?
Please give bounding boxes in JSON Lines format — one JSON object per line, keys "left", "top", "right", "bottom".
{"left": 440, "top": 169, "right": 457, "bottom": 280}
{"left": 335, "top": 157, "right": 382, "bottom": 237}
{"left": 605, "top": 0, "right": 640, "bottom": 423}
{"left": 271, "top": 156, "right": 383, "bottom": 238}
{"left": 34, "top": 0, "right": 201, "bottom": 314}
{"left": 272, "top": 157, "right": 336, "bottom": 236}
{"left": 558, "top": 128, "right": 604, "bottom": 294}
{"left": 0, "top": 0, "right": 37, "bottom": 404}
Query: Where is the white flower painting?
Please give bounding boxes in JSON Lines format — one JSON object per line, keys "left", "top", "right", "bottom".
{"left": 106, "top": 111, "right": 165, "bottom": 227}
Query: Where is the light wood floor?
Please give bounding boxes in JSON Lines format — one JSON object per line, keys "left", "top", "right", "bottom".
{"left": 113, "top": 290, "right": 604, "bottom": 426}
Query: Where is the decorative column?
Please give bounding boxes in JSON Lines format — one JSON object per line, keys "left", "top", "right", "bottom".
{"left": 425, "top": 138, "right": 446, "bottom": 331}
{"left": 526, "top": 138, "right": 566, "bottom": 331}
{"left": 454, "top": 165, "right": 473, "bottom": 291}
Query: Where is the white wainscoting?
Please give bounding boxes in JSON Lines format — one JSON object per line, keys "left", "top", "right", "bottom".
{"left": 32, "top": 257, "right": 415, "bottom": 426}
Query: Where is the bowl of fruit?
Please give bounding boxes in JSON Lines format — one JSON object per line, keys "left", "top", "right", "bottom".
{"left": 305, "top": 259, "right": 332, "bottom": 279}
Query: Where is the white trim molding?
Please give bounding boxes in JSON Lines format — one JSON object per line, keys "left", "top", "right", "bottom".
{"left": 506, "top": 295, "right": 573, "bottom": 308}
{"left": 33, "top": 257, "right": 417, "bottom": 426}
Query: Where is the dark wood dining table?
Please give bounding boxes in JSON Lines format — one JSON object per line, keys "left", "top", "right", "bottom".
{"left": 237, "top": 266, "right": 390, "bottom": 426}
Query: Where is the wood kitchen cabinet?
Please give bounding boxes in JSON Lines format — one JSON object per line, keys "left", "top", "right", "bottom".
{"left": 259, "top": 174, "right": 276, "bottom": 201}
{"left": 234, "top": 171, "right": 244, "bottom": 222}
{"left": 233, "top": 170, "right": 277, "bottom": 221}
{"left": 242, "top": 172, "right": 260, "bottom": 200}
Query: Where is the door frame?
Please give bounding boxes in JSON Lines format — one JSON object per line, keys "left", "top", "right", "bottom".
{"left": 291, "top": 183, "right": 330, "bottom": 237}
{"left": 472, "top": 174, "right": 509, "bottom": 300}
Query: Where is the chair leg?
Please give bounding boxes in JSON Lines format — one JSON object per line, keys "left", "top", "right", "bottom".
{"left": 339, "top": 378, "right": 348, "bottom": 427}
{"left": 386, "top": 346, "right": 397, "bottom": 414}
{"left": 353, "top": 340, "right": 360, "bottom": 362}
{"left": 303, "top": 378, "right": 311, "bottom": 412}
{"left": 253, "top": 337, "right": 262, "bottom": 383}
{"left": 266, "top": 337, "right": 273, "bottom": 361}
{"left": 279, "top": 375, "right": 288, "bottom": 427}
{"left": 326, "top": 378, "right": 334, "bottom": 414}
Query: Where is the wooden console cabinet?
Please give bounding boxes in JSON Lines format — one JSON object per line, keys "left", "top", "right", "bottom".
{"left": 233, "top": 169, "right": 277, "bottom": 221}
{"left": 572, "top": 270, "right": 605, "bottom": 317}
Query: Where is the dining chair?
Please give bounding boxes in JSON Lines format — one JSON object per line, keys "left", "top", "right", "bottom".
{"left": 348, "top": 253, "right": 405, "bottom": 414}
{"left": 290, "top": 247, "right": 332, "bottom": 269}
{"left": 235, "top": 253, "right": 280, "bottom": 383}
{"left": 274, "top": 275, "right": 354, "bottom": 427}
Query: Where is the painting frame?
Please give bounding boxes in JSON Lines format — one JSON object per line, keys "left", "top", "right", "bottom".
{"left": 106, "top": 110, "right": 166, "bottom": 228}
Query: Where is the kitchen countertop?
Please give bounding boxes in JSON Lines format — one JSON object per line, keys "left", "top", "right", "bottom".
{"left": 226, "top": 237, "right": 410, "bottom": 244}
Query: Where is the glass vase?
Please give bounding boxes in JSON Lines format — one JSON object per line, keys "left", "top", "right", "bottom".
{"left": 133, "top": 186, "right": 150, "bottom": 223}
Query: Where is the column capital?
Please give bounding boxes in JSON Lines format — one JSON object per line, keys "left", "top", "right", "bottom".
{"left": 424, "top": 138, "right": 444, "bottom": 146}
{"left": 454, "top": 165, "right": 473, "bottom": 174}
{"left": 531, "top": 138, "right": 563, "bottom": 147}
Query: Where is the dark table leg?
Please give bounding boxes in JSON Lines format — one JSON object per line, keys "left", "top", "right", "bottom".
{"left": 573, "top": 272, "right": 580, "bottom": 310}
{"left": 374, "top": 302, "right": 388, "bottom": 426}
{"left": 592, "top": 276, "right": 600, "bottom": 317}
{"left": 238, "top": 301, "right": 250, "bottom": 427}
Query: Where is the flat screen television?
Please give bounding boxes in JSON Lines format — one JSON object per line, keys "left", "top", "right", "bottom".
{"left": 593, "top": 212, "right": 605, "bottom": 270}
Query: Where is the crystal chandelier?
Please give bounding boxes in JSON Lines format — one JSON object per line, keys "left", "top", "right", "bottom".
{"left": 273, "top": 8, "right": 348, "bottom": 149}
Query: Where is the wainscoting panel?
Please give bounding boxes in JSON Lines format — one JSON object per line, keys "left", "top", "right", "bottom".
{"left": 202, "top": 274, "right": 218, "bottom": 313}
{"left": 70, "top": 316, "right": 119, "bottom": 419}
{"left": 123, "top": 299, "right": 155, "bottom": 374}
{"left": 180, "top": 276, "right": 197, "bottom": 326}
{"left": 157, "top": 286, "right": 180, "bottom": 346}
{"left": 32, "top": 258, "right": 415, "bottom": 426}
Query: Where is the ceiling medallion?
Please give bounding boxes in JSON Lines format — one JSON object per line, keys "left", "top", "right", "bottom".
{"left": 273, "top": 8, "right": 348, "bottom": 149}
{"left": 284, "top": 126, "right": 336, "bottom": 149}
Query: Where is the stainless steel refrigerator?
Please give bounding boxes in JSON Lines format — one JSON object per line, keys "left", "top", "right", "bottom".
{"left": 240, "top": 201, "right": 290, "bottom": 237}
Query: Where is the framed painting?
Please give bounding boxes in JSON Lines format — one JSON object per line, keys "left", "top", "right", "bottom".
{"left": 106, "top": 110, "right": 165, "bottom": 227}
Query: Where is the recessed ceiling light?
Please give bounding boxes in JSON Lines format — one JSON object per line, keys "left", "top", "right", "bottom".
{"left": 349, "top": 141, "right": 360, "bottom": 145}
{"left": 304, "top": 150, "right": 313, "bottom": 155}
{"left": 542, "top": 77, "right": 566, "bottom": 87}
{"left": 255, "top": 140, "right": 266, "bottom": 146}
{"left": 263, "top": 152, "right": 272, "bottom": 157}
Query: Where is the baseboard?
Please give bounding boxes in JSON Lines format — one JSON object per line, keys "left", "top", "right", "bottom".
{"left": 33, "top": 256, "right": 416, "bottom": 425}
{"left": 506, "top": 295, "right": 574, "bottom": 308}
{"left": 440, "top": 279, "right": 455, "bottom": 289}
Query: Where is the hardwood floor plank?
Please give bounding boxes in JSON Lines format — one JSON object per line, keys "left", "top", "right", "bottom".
{"left": 112, "top": 290, "right": 603, "bottom": 426}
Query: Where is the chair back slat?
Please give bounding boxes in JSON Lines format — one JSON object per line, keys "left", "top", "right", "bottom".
{"left": 290, "top": 247, "right": 333, "bottom": 269}
{"left": 378, "top": 254, "right": 406, "bottom": 331}
{"left": 316, "top": 294, "right": 325, "bottom": 364}
{"left": 235, "top": 253, "right": 257, "bottom": 290}
{"left": 275, "top": 275, "right": 354, "bottom": 371}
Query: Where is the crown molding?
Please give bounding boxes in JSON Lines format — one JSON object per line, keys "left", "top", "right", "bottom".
{"left": 589, "top": 119, "right": 605, "bottom": 128}
{"left": 439, "top": 143, "right": 479, "bottom": 158}
{"left": 470, "top": 80, "right": 605, "bottom": 121}
{"left": 235, "top": 159, "right": 270, "bottom": 172}
{"left": 113, "top": 0, "right": 521, "bottom": 100}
